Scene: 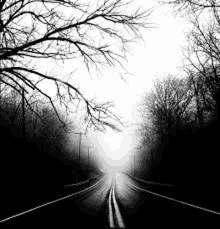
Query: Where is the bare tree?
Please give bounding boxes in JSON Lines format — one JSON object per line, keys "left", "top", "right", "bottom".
{"left": 136, "top": 75, "right": 193, "bottom": 174}
{"left": 166, "top": 0, "right": 220, "bottom": 126}
{"left": 166, "top": 0, "right": 220, "bottom": 14}
{"left": 185, "top": 67, "right": 220, "bottom": 127}
{"left": 0, "top": 0, "right": 151, "bottom": 131}
{"left": 141, "top": 75, "right": 193, "bottom": 135}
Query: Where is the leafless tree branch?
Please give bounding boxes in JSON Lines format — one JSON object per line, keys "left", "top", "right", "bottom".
{"left": 0, "top": 0, "right": 151, "bottom": 131}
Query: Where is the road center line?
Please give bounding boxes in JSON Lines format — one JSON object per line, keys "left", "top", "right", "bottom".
{"left": 108, "top": 186, "right": 114, "bottom": 228}
{"left": 112, "top": 184, "right": 125, "bottom": 228}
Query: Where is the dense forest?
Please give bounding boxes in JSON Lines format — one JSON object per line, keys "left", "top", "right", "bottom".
{"left": 0, "top": 86, "right": 100, "bottom": 216}
{"left": 0, "top": 0, "right": 149, "bottom": 218}
{"left": 136, "top": 0, "right": 220, "bottom": 204}
{"left": 0, "top": 0, "right": 150, "bottom": 214}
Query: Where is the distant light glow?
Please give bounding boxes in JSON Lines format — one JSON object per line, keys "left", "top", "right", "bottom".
{"left": 46, "top": 1, "right": 189, "bottom": 173}
{"left": 83, "top": 2, "right": 188, "bottom": 172}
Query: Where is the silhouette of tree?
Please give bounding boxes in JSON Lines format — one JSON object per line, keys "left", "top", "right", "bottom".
{"left": 185, "top": 67, "right": 220, "bottom": 128}
{"left": 137, "top": 75, "right": 194, "bottom": 180}
{"left": 0, "top": 0, "right": 150, "bottom": 131}
{"left": 167, "top": 0, "right": 220, "bottom": 125}
{"left": 140, "top": 75, "right": 192, "bottom": 137}
{"left": 135, "top": 0, "right": 220, "bottom": 186}
{"left": 166, "top": 0, "right": 220, "bottom": 14}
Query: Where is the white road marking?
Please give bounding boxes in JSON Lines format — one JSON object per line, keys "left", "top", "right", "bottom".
{"left": 125, "top": 173, "right": 175, "bottom": 187}
{"left": 0, "top": 177, "right": 105, "bottom": 223}
{"left": 112, "top": 183, "right": 125, "bottom": 228}
{"left": 108, "top": 186, "right": 114, "bottom": 228}
{"left": 129, "top": 182, "right": 220, "bottom": 216}
{"left": 64, "top": 180, "right": 89, "bottom": 187}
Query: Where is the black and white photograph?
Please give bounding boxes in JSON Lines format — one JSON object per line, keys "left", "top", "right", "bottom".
{"left": 0, "top": 0, "right": 220, "bottom": 227}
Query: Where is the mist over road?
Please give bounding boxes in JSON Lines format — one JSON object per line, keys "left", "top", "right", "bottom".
{"left": 1, "top": 173, "right": 219, "bottom": 227}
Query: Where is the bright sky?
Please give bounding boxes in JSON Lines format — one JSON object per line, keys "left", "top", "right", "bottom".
{"left": 64, "top": 1, "right": 190, "bottom": 171}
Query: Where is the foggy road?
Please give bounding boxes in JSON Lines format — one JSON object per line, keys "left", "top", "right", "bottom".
{"left": 1, "top": 173, "right": 219, "bottom": 227}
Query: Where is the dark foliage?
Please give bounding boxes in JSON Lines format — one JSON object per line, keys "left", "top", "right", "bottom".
{"left": 138, "top": 74, "right": 220, "bottom": 196}
{"left": 0, "top": 93, "right": 81, "bottom": 218}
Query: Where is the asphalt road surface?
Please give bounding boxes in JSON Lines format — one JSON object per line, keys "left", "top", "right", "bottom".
{"left": 1, "top": 172, "right": 219, "bottom": 227}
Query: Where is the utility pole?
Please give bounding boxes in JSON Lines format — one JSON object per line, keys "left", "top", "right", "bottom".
{"left": 74, "top": 132, "right": 86, "bottom": 180}
{"left": 22, "top": 87, "right": 26, "bottom": 140}
{"left": 74, "top": 132, "right": 86, "bottom": 165}
{"left": 0, "top": 75, "right": 1, "bottom": 106}
{"left": 88, "top": 146, "right": 91, "bottom": 174}
{"left": 133, "top": 152, "right": 135, "bottom": 176}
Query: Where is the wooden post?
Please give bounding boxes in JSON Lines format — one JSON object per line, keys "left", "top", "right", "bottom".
{"left": 74, "top": 132, "right": 86, "bottom": 180}
{"left": 88, "top": 146, "right": 92, "bottom": 174}
{"left": 133, "top": 152, "right": 135, "bottom": 176}
{"left": 22, "top": 88, "right": 26, "bottom": 140}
